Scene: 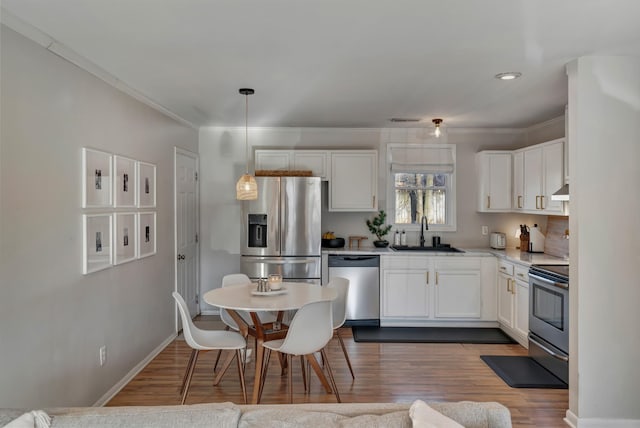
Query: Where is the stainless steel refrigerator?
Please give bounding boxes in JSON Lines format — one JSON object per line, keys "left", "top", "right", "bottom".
{"left": 240, "top": 176, "right": 321, "bottom": 284}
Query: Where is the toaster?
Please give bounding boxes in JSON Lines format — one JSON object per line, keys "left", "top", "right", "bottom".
{"left": 490, "top": 232, "right": 506, "bottom": 249}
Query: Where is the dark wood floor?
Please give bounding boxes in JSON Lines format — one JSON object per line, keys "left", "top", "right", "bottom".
{"left": 108, "top": 319, "right": 569, "bottom": 428}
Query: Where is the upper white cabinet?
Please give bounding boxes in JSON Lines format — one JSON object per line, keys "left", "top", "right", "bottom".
{"left": 519, "top": 138, "right": 564, "bottom": 214}
{"left": 513, "top": 151, "right": 524, "bottom": 210}
{"left": 476, "top": 138, "right": 565, "bottom": 215}
{"left": 255, "top": 149, "right": 377, "bottom": 211}
{"left": 255, "top": 150, "right": 329, "bottom": 179}
{"left": 476, "top": 151, "right": 512, "bottom": 212}
{"left": 329, "top": 151, "right": 378, "bottom": 212}
{"left": 292, "top": 151, "right": 329, "bottom": 179}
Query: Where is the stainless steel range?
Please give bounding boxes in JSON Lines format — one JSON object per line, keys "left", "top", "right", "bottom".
{"left": 528, "top": 264, "right": 569, "bottom": 383}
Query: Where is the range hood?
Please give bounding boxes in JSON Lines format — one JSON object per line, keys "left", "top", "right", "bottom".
{"left": 551, "top": 184, "right": 569, "bottom": 201}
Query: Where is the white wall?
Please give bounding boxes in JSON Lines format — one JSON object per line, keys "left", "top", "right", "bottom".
{"left": 0, "top": 26, "right": 198, "bottom": 407}
{"left": 567, "top": 57, "right": 640, "bottom": 425}
{"left": 199, "top": 123, "right": 562, "bottom": 312}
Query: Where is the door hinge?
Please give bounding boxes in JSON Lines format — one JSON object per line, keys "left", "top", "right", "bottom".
{"left": 195, "top": 172, "right": 198, "bottom": 181}
{"left": 195, "top": 294, "right": 199, "bottom": 305}
{"left": 195, "top": 233, "right": 199, "bottom": 243}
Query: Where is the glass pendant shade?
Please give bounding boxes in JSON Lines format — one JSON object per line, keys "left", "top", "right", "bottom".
{"left": 236, "top": 173, "right": 258, "bottom": 200}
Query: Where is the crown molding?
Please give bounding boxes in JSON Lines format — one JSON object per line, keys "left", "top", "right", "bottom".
{"left": 1, "top": 9, "right": 197, "bottom": 130}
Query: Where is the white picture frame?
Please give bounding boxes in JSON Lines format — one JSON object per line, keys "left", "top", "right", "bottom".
{"left": 137, "top": 212, "right": 157, "bottom": 258}
{"left": 138, "top": 161, "right": 156, "bottom": 208}
{"left": 82, "top": 148, "right": 112, "bottom": 208}
{"left": 114, "top": 155, "right": 137, "bottom": 207}
{"left": 83, "top": 214, "right": 112, "bottom": 274}
{"left": 114, "top": 212, "right": 137, "bottom": 265}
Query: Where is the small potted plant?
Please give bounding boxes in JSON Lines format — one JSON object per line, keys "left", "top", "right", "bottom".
{"left": 366, "top": 210, "right": 393, "bottom": 248}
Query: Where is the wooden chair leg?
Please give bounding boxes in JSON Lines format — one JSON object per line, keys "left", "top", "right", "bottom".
{"left": 180, "top": 349, "right": 197, "bottom": 396}
{"left": 287, "top": 354, "right": 293, "bottom": 404}
{"left": 321, "top": 349, "right": 341, "bottom": 403}
{"left": 299, "top": 355, "right": 307, "bottom": 392}
{"left": 236, "top": 349, "right": 247, "bottom": 404}
{"left": 337, "top": 330, "right": 355, "bottom": 379}
{"left": 213, "top": 326, "right": 231, "bottom": 372}
{"left": 258, "top": 348, "right": 273, "bottom": 403}
{"left": 181, "top": 349, "right": 199, "bottom": 405}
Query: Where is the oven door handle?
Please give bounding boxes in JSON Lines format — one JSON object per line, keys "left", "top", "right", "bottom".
{"left": 528, "top": 334, "right": 569, "bottom": 362}
{"left": 528, "top": 272, "right": 569, "bottom": 289}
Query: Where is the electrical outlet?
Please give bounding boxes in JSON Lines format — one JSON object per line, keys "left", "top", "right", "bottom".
{"left": 99, "top": 346, "right": 107, "bottom": 366}
{"left": 482, "top": 226, "right": 488, "bottom": 235}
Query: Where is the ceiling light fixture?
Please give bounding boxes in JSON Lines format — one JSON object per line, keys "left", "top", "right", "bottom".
{"left": 432, "top": 118, "right": 443, "bottom": 138}
{"left": 236, "top": 88, "right": 258, "bottom": 200}
{"left": 495, "top": 72, "right": 522, "bottom": 80}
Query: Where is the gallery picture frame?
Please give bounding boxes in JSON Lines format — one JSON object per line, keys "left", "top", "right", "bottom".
{"left": 114, "top": 155, "right": 137, "bottom": 208}
{"left": 83, "top": 213, "right": 112, "bottom": 274}
{"left": 138, "top": 161, "right": 156, "bottom": 208}
{"left": 137, "top": 211, "right": 157, "bottom": 258}
{"left": 114, "top": 212, "right": 137, "bottom": 265}
{"left": 82, "top": 148, "right": 112, "bottom": 208}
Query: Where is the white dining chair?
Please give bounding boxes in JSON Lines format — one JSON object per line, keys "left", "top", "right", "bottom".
{"left": 327, "top": 277, "right": 355, "bottom": 379}
{"left": 172, "top": 291, "right": 247, "bottom": 404}
{"left": 259, "top": 300, "right": 341, "bottom": 404}
{"left": 213, "top": 273, "right": 277, "bottom": 372}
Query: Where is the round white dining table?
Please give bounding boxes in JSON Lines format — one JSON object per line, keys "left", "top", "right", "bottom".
{"left": 203, "top": 282, "right": 337, "bottom": 404}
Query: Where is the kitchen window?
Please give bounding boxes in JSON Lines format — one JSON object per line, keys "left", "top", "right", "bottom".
{"left": 387, "top": 144, "right": 456, "bottom": 231}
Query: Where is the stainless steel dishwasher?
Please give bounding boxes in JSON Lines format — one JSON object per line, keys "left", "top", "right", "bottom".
{"left": 328, "top": 254, "right": 379, "bottom": 327}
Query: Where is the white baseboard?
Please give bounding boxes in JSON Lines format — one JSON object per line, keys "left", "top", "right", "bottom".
{"left": 200, "top": 309, "right": 220, "bottom": 316}
{"left": 565, "top": 410, "right": 640, "bottom": 428}
{"left": 92, "top": 333, "right": 177, "bottom": 407}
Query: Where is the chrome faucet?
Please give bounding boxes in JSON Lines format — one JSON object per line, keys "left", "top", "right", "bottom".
{"left": 420, "top": 215, "right": 429, "bottom": 247}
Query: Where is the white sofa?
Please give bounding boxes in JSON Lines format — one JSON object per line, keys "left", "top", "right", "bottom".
{"left": 1, "top": 400, "right": 511, "bottom": 427}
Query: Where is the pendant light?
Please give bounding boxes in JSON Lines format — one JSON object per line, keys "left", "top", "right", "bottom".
{"left": 236, "top": 88, "right": 258, "bottom": 200}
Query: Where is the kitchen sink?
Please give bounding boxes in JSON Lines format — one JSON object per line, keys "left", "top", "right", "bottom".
{"left": 391, "top": 245, "right": 464, "bottom": 253}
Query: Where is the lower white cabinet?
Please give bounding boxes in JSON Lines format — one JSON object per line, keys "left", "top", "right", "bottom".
{"left": 496, "top": 260, "right": 529, "bottom": 347}
{"left": 380, "top": 255, "right": 496, "bottom": 327}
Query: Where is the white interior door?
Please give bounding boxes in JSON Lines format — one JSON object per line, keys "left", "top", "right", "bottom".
{"left": 175, "top": 148, "right": 199, "bottom": 327}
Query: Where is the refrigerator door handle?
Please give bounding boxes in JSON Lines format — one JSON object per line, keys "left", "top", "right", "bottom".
{"left": 243, "top": 257, "right": 316, "bottom": 265}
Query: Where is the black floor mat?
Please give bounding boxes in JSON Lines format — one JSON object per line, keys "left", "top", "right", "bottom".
{"left": 352, "top": 326, "right": 515, "bottom": 344}
{"left": 480, "top": 355, "right": 567, "bottom": 389}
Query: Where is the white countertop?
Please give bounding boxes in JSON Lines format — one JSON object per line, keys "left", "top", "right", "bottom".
{"left": 323, "top": 246, "right": 568, "bottom": 266}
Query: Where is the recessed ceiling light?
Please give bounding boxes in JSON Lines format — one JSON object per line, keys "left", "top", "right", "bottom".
{"left": 495, "top": 72, "right": 522, "bottom": 80}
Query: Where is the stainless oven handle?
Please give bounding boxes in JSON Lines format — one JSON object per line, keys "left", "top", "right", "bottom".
{"left": 528, "top": 334, "right": 569, "bottom": 362}
{"left": 529, "top": 272, "right": 569, "bottom": 289}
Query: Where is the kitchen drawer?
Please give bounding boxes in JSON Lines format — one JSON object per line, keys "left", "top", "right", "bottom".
{"left": 497, "top": 260, "right": 514, "bottom": 276}
{"left": 514, "top": 265, "right": 529, "bottom": 282}
{"left": 434, "top": 257, "right": 482, "bottom": 270}
{"left": 381, "top": 255, "right": 430, "bottom": 269}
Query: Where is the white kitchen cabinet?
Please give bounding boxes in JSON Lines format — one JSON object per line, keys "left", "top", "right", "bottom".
{"left": 496, "top": 259, "right": 529, "bottom": 347}
{"left": 380, "top": 255, "right": 494, "bottom": 327}
{"left": 255, "top": 150, "right": 292, "bottom": 172}
{"left": 292, "top": 151, "right": 329, "bottom": 179}
{"left": 512, "top": 151, "right": 524, "bottom": 210}
{"left": 520, "top": 138, "right": 564, "bottom": 214}
{"left": 476, "top": 151, "right": 512, "bottom": 212}
{"left": 255, "top": 149, "right": 329, "bottom": 179}
{"left": 433, "top": 259, "right": 482, "bottom": 318}
{"left": 329, "top": 151, "right": 378, "bottom": 211}
{"left": 381, "top": 269, "right": 430, "bottom": 318}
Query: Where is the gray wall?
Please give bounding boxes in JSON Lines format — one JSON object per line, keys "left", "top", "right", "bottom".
{"left": 0, "top": 26, "right": 198, "bottom": 407}
{"left": 567, "top": 56, "right": 640, "bottom": 424}
{"left": 199, "top": 121, "right": 563, "bottom": 313}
